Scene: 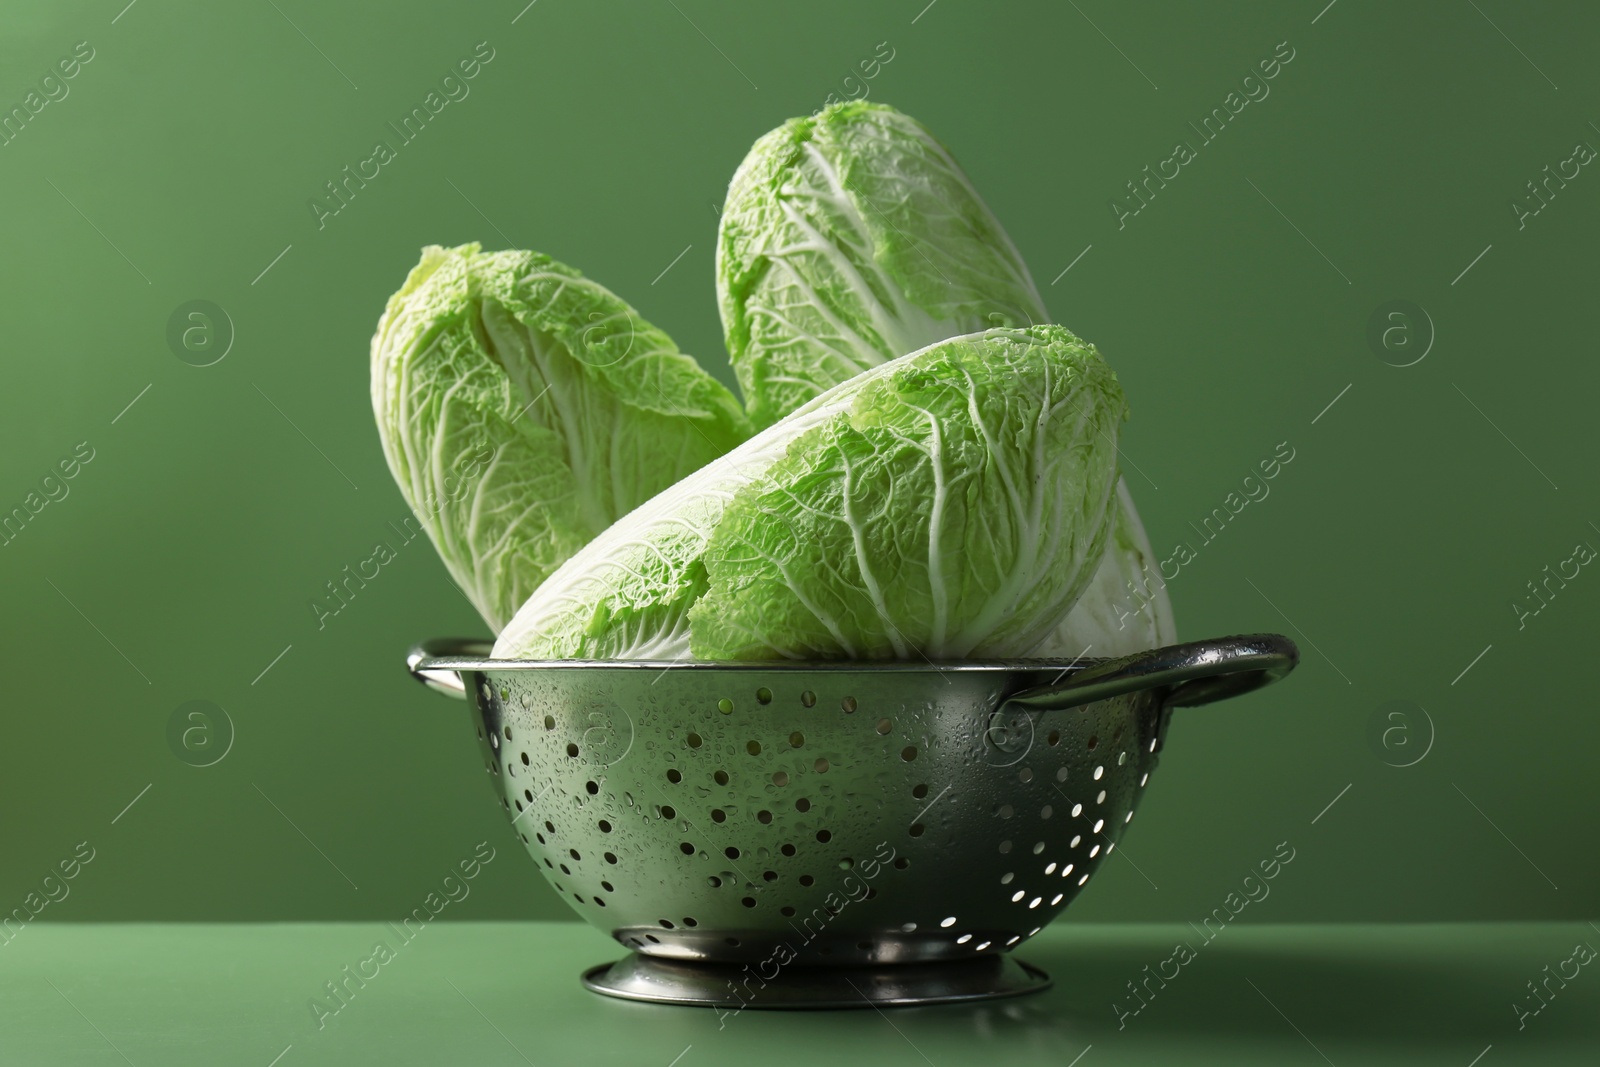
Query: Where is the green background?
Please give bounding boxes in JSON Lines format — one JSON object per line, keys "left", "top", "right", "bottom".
{"left": 4, "top": 0, "right": 1596, "bottom": 932}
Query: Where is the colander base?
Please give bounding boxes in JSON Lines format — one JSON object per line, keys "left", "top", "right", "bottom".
{"left": 580, "top": 952, "right": 1051, "bottom": 1008}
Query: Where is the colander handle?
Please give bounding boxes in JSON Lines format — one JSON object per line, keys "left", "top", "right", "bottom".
{"left": 1001, "top": 633, "right": 1298, "bottom": 714}
{"left": 405, "top": 637, "right": 494, "bottom": 699}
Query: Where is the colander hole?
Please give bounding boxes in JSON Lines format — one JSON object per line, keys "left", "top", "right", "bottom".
{"left": 756, "top": 688, "right": 772, "bottom": 705}
{"left": 911, "top": 783, "right": 928, "bottom": 799}
{"left": 1001, "top": 872, "right": 1014, "bottom": 884}
{"left": 940, "top": 916, "right": 957, "bottom": 928}
{"left": 1093, "top": 765, "right": 1104, "bottom": 780}
{"left": 741, "top": 897, "right": 757, "bottom": 908}
{"left": 515, "top": 800, "right": 524, "bottom": 812}
{"left": 725, "top": 937, "right": 740, "bottom": 946}
{"left": 814, "top": 758, "right": 830, "bottom": 773}
{"left": 543, "top": 858, "right": 553, "bottom": 868}
{"left": 573, "top": 893, "right": 582, "bottom": 903}
{"left": 999, "top": 840, "right": 1012, "bottom": 854}
{"left": 747, "top": 740, "right": 762, "bottom": 756}
{"left": 1087, "top": 736, "right": 1098, "bottom": 751}
{"left": 1078, "top": 873, "right": 1090, "bottom": 886}
{"left": 875, "top": 718, "right": 893, "bottom": 735}
{"left": 838, "top": 858, "right": 853, "bottom": 870}
{"left": 901, "top": 922, "right": 917, "bottom": 933}
{"left": 1107, "top": 842, "right": 1116, "bottom": 854}
{"left": 659, "top": 919, "right": 675, "bottom": 929}
{"left": 687, "top": 733, "right": 702, "bottom": 748}
{"left": 1041, "top": 805, "right": 1053, "bottom": 819}
{"left": 524, "top": 789, "right": 533, "bottom": 802}
{"left": 1006, "top": 936, "right": 1021, "bottom": 946}
{"left": 708, "top": 876, "right": 722, "bottom": 888}
{"left": 566, "top": 743, "right": 580, "bottom": 758}
{"left": 544, "top": 715, "right": 555, "bottom": 730}
{"left": 842, "top": 696, "right": 857, "bottom": 713}
{"left": 660, "top": 805, "right": 677, "bottom": 820}
{"left": 757, "top": 810, "right": 772, "bottom": 824}
{"left": 586, "top": 781, "right": 599, "bottom": 795}
{"left": 645, "top": 935, "right": 660, "bottom": 944}
{"left": 711, "top": 809, "right": 726, "bottom": 823}
{"left": 909, "top": 823, "right": 925, "bottom": 837}
{"left": 763, "top": 870, "right": 778, "bottom": 882}
{"left": 1071, "top": 804, "right": 1083, "bottom": 818}
{"left": 502, "top": 797, "right": 511, "bottom": 810}
{"left": 1051, "top": 893, "right": 1064, "bottom": 905}
{"left": 545, "top": 821, "right": 555, "bottom": 833}
{"left": 976, "top": 941, "right": 991, "bottom": 950}
{"left": 725, "top": 846, "right": 741, "bottom": 859}
{"left": 1044, "top": 863, "right": 1056, "bottom": 875}
{"left": 535, "top": 833, "right": 544, "bottom": 844}
{"left": 866, "top": 887, "right": 878, "bottom": 900}
{"left": 602, "top": 880, "right": 614, "bottom": 892}
{"left": 521, "top": 752, "right": 530, "bottom": 766}
{"left": 717, "top": 698, "right": 734, "bottom": 714}
{"left": 1140, "top": 773, "right": 1149, "bottom": 787}
{"left": 1118, "top": 751, "right": 1128, "bottom": 766}
{"left": 789, "top": 731, "right": 805, "bottom": 748}
{"left": 1029, "top": 897, "right": 1041, "bottom": 909}
{"left": 1150, "top": 739, "right": 1158, "bottom": 753}
{"left": 1061, "top": 864, "right": 1074, "bottom": 877}
{"left": 1070, "top": 835, "right": 1082, "bottom": 847}
{"left": 598, "top": 820, "right": 611, "bottom": 833}
{"left": 1126, "top": 811, "right": 1134, "bottom": 823}
{"left": 683, "top": 917, "right": 698, "bottom": 927}
{"left": 594, "top": 897, "right": 606, "bottom": 907}
{"left": 815, "top": 830, "right": 831, "bottom": 843}
{"left": 998, "top": 804, "right": 1014, "bottom": 819}
{"left": 1114, "top": 726, "right": 1125, "bottom": 742}
{"left": 1093, "top": 819, "right": 1105, "bottom": 833}
{"left": 1032, "top": 841, "right": 1045, "bottom": 855}
{"left": 1090, "top": 844, "right": 1102, "bottom": 858}
{"left": 781, "top": 906, "right": 796, "bottom": 916}
{"left": 1056, "top": 767, "right": 1069, "bottom": 782}
{"left": 799, "top": 875, "right": 815, "bottom": 887}
{"left": 499, "top": 687, "right": 510, "bottom": 701}
{"left": 680, "top": 842, "right": 695, "bottom": 855}
{"left": 773, "top": 771, "right": 790, "bottom": 786}
{"left": 559, "top": 864, "right": 570, "bottom": 875}
{"left": 800, "top": 690, "right": 816, "bottom": 707}
{"left": 901, "top": 746, "right": 918, "bottom": 762}
{"left": 714, "top": 770, "right": 730, "bottom": 786}
{"left": 503, "top": 726, "right": 512, "bottom": 741}
{"left": 1047, "top": 730, "right": 1061, "bottom": 746}
{"left": 1096, "top": 790, "right": 1106, "bottom": 804}
{"left": 1018, "top": 768, "right": 1033, "bottom": 783}
{"left": 477, "top": 727, "right": 484, "bottom": 740}
{"left": 520, "top": 833, "right": 528, "bottom": 843}
{"left": 569, "top": 849, "right": 581, "bottom": 860}
{"left": 605, "top": 852, "right": 618, "bottom": 864}
{"left": 666, "top": 769, "right": 682, "bottom": 784}
{"left": 957, "top": 934, "right": 972, "bottom": 944}
{"left": 894, "top": 857, "right": 909, "bottom": 870}
{"left": 795, "top": 798, "right": 811, "bottom": 812}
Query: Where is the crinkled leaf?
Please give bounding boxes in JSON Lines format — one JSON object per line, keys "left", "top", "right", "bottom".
{"left": 371, "top": 243, "right": 751, "bottom": 632}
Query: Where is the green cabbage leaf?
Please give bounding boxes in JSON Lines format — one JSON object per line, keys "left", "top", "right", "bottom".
{"left": 371, "top": 243, "right": 751, "bottom": 632}
{"left": 492, "top": 326, "right": 1125, "bottom": 661}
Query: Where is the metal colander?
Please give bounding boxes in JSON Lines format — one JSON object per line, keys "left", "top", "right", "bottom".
{"left": 407, "top": 633, "right": 1297, "bottom": 1008}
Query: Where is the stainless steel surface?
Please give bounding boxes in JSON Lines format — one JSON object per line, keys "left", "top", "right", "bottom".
{"left": 581, "top": 953, "right": 1052, "bottom": 1009}
{"left": 408, "top": 634, "right": 1297, "bottom": 1006}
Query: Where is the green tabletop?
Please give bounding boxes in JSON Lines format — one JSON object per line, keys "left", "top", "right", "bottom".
{"left": 4, "top": 922, "right": 1595, "bottom": 1066}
